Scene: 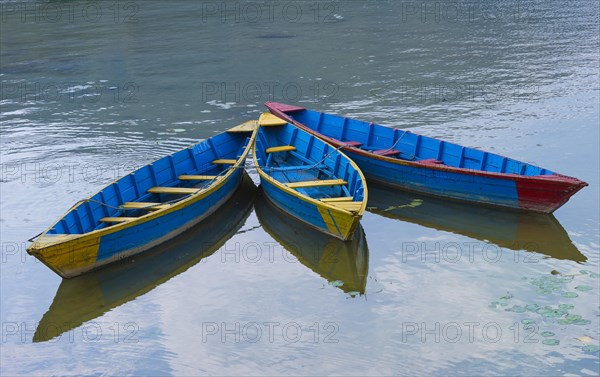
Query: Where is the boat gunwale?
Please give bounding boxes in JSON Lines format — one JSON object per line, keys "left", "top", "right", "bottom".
{"left": 265, "top": 102, "right": 588, "bottom": 188}
{"left": 28, "top": 126, "right": 258, "bottom": 250}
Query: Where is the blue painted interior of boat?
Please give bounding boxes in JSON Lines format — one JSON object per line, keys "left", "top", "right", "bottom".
{"left": 291, "top": 110, "right": 555, "bottom": 176}
{"left": 255, "top": 123, "right": 366, "bottom": 202}
{"left": 49, "top": 132, "right": 252, "bottom": 235}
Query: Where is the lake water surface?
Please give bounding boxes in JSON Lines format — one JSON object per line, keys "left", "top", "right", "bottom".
{"left": 1, "top": 1, "right": 599, "bottom": 375}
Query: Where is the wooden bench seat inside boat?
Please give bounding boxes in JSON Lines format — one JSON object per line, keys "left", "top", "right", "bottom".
{"left": 373, "top": 149, "right": 401, "bottom": 157}
{"left": 178, "top": 175, "right": 219, "bottom": 181}
{"left": 320, "top": 197, "right": 354, "bottom": 202}
{"left": 148, "top": 187, "right": 199, "bottom": 195}
{"left": 330, "top": 138, "right": 362, "bottom": 147}
{"left": 287, "top": 179, "right": 347, "bottom": 189}
{"left": 325, "top": 201, "right": 363, "bottom": 213}
{"left": 266, "top": 145, "right": 296, "bottom": 153}
{"left": 120, "top": 202, "right": 170, "bottom": 210}
{"left": 100, "top": 217, "right": 137, "bottom": 223}
{"left": 212, "top": 159, "right": 237, "bottom": 165}
{"left": 416, "top": 159, "right": 444, "bottom": 165}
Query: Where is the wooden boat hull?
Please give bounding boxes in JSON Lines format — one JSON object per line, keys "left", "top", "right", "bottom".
{"left": 253, "top": 113, "right": 367, "bottom": 241}
{"left": 265, "top": 102, "right": 587, "bottom": 213}
{"left": 255, "top": 190, "right": 368, "bottom": 294}
{"left": 33, "top": 176, "right": 256, "bottom": 342}
{"left": 28, "top": 123, "right": 257, "bottom": 278}
{"left": 260, "top": 177, "right": 360, "bottom": 241}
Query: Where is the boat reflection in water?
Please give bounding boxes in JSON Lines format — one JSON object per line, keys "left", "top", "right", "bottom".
{"left": 33, "top": 174, "right": 256, "bottom": 343}
{"left": 367, "top": 183, "right": 586, "bottom": 263}
{"left": 254, "top": 190, "right": 369, "bottom": 295}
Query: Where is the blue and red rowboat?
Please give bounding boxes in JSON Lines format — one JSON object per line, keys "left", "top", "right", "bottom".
{"left": 265, "top": 102, "right": 587, "bottom": 213}
{"left": 27, "top": 121, "right": 258, "bottom": 278}
{"left": 253, "top": 112, "right": 367, "bottom": 241}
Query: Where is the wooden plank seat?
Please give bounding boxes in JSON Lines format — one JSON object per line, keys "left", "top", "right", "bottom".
{"left": 373, "top": 149, "right": 401, "bottom": 157}
{"left": 268, "top": 164, "right": 327, "bottom": 172}
{"left": 148, "top": 187, "right": 199, "bottom": 195}
{"left": 326, "top": 201, "right": 363, "bottom": 213}
{"left": 120, "top": 202, "right": 170, "bottom": 210}
{"left": 287, "top": 179, "right": 347, "bottom": 189}
{"left": 178, "top": 175, "right": 218, "bottom": 181}
{"left": 416, "top": 159, "right": 444, "bottom": 165}
{"left": 320, "top": 197, "right": 354, "bottom": 202}
{"left": 212, "top": 159, "right": 237, "bottom": 165}
{"left": 330, "top": 138, "right": 362, "bottom": 147}
{"left": 100, "top": 217, "right": 137, "bottom": 223}
{"left": 266, "top": 145, "right": 296, "bottom": 154}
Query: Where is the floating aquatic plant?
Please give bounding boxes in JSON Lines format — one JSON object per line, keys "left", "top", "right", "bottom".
{"left": 505, "top": 305, "right": 526, "bottom": 313}
{"left": 561, "top": 292, "right": 578, "bottom": 298}
{"left": 542, "top": 339, "right": 560, "bottom": 346}
{"left": 582, "top": 345, "right": 600, "bottom": 353}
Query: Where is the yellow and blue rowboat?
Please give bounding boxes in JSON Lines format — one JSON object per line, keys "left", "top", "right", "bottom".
{"left": 252, "top": 113, "right": 367, "bottom": 241}
{"left": 255, "top": 190, "right": 368, "bottom": 294}
{"left": 33, "top": 176, "right": 256, "bottom": 342}
{"left": 27, "top": 121, "right": 258, "bottom": 278}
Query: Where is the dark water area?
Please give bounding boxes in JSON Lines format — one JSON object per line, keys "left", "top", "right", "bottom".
{"left": 1, "top": 1, "right": 599, "bottom": 375}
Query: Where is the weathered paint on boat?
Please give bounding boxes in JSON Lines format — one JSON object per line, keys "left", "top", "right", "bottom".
{"left": 253, "top": 113, "right": 367, "bottom": 241}
{"left": 265, "top": 102, "right": 588, "bottom": 213}
{"left": 33, "top": 176, "right": 256, "bottom": 342}
{"left": 255, "top": 190, "right": 368, "bottom": 294}
{"left": 27, "top": 122, "right": 258, "bottom": 278}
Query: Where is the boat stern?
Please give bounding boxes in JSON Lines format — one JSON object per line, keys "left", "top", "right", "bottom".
{"left": 516, "top": 174, "right": 588, "bottom": 213}
{"left": 27, "top": 234, "right": 101, "bottom": 278}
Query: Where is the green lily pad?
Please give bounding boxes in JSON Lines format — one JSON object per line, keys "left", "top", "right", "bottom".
{"left": 558, "top": 304, "right": 574, "bottom": 310}
{"left": 572, "top": 319, "right": 591, "bottom": 326}
{"left": 562, "top": 292, "right": 578, "bottom": 298}
{"left": 540, "top": 331, "right": 555, "bottom": 337}
{"left": 329, "top": 280, "right": 344, "bottom": 287}
{"left": 542, "top": 339, "right": 560, "bottom": 346}
{"left": 521, "top": 319, "right": 536, "bottom": 325}
{"left": 590, "top": 273, "right": 600, "bottom": 278}
{"left": 579, "top": 270, "right": 588, "bottom": 274}
{"left": 540, "top": 309, "right": 566, "bottom": 318}
{"left": 582, "top": 345, "right": 600, "bottom": 353}
{"left": 505, "top": 305, "right": 526, "bottom": 313}
{"left": 565, "top": 314, "right": 582, "bottom": 321}
{"left": 575, "top": 285, "right": 593, "bottom": 292}
{"left": 525, "top": 304, "right": 541, "bottom": 312}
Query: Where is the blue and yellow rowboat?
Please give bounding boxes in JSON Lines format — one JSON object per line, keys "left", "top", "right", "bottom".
{"left": 27, "top": 121, "right": 258, "bottom": 278}
{"left": 255, "top": 190, "right": 368, "bottom": 294}
{"left": 266, "top": 102, "right": 587, "bottom": 213}
{"left": 33, "top": 176, "right": 256, "bottom": 342}
{"left": 253, "top": 113, "right": 367, "bottom": 241}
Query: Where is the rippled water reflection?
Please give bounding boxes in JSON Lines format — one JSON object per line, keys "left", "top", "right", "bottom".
{"left": 1, "top": 1, "right": 598, "bottom": 375}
